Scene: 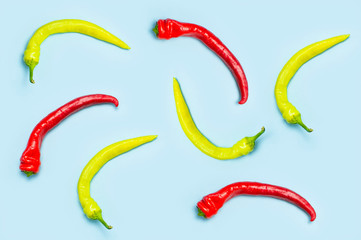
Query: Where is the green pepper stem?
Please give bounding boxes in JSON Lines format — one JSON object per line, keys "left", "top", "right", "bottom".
{"left": 98, "top": 218, "right": 112, "bottom": 230}
{"left": 23, "top": 171, "right": 34, "bottom": 177}
{"left": 29, "top": 66, "right": 35, "bottom": 84}
{"left": 197, "top": 208, "right": 206, "bottom": 218}
{"left": 152, "top": 24, "right": 159, "bottom": 36}
{"left": 295, "top": 116, "right": 313, "bottom": 132}
{"left": 248, "top": 127, "right": 265, "bottom": 142}
{"left": 96, "top": 213, "right": 112, "bottom": 229}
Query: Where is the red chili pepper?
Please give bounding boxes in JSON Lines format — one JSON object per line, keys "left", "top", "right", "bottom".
{"left": 20, "top": 94, "right": 119, "bottom": 177}
{"left": 153, "top": 19, "right": 249, "bottom": 104}
{"left": 197, "top": 182, "right": 316, "bottom": 221}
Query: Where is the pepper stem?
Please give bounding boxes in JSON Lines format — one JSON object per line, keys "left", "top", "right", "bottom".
{"left": 152, "top": 24, "right": 159, "bottom": 36}
{"left": 29, "top": 66, "right": 35, "bottom": 84}
{"left": 23, "top": 171, "right": 34, "bottom": 177}
{"left": 295, "top": 116, "right": 313, "bottom": 132}
{"left": 248, "top": 127, "right": 265, "bottom": 142}
{"left": 95, "top": 212, "right": 112, "bottom": 229}
{"left": 197, "top": 208, "right": 206, "bottom": 218}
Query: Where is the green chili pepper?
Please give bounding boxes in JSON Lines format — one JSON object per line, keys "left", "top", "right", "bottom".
{"left": 77, "top": 135, "right": 157, "bottom": 229}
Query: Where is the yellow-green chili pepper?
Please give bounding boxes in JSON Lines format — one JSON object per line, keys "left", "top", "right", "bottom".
{"left": 173, "top": 78, "right": 264, "bottom": 160}
{"left": 24, "top": 19, "right": 130, "bottom": 83}
{"left": 77, "top": 135, "right": 157, "bottom": 229}
{"left": 275, "top": 34, "right": 349, "bottom": 132}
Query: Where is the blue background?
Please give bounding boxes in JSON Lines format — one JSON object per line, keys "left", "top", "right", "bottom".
{"left": 1, "top": 0, "right": 360, "bottom": 239}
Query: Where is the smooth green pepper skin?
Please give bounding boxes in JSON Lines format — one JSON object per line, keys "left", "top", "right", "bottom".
{"left": 174, "top": 78, "right": 264, "bottom": 160}
{"left": 24, "top": 19, "right": 130, "bottom": 83}
{"left": 77, "top": 135, "right": 157, "bottom": 229}
{"left": 275, "top": 34, "right": 349, "bottom": 132}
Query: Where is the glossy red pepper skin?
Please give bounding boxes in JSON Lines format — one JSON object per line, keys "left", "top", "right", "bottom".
{"left": 197, "top": 182, "right": 316, "bottom": 221}
{"left": 155, "top": 19, "right": 248, "bottom": 104}
{"left": 20, "top": 94, "right": 119, "bottom": 176}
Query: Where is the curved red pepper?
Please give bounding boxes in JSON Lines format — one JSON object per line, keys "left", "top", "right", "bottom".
{"left": 20, "top": 94, "right": 119, "bottom": 176}
{"left": 154, "top": 19, "right": 249, "bottom": 104}
{"left": 197, "top": 182, "right": 316, "bottom": 221}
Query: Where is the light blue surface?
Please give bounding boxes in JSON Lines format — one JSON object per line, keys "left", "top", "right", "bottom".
{"left": 1, "top": 0, "right": 360, "bottom": 239}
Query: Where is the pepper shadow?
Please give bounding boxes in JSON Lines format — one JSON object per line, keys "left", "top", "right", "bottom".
{"left": 19, "top": 49, "right": 30, "bottom": 86}
{"left": 241, "top": 194, "right": 314, "bottom": 222}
